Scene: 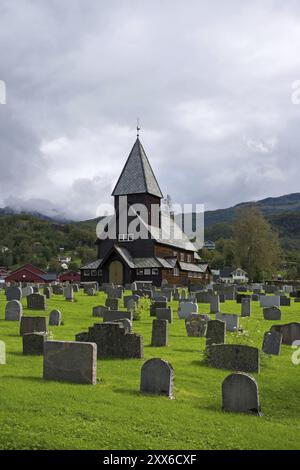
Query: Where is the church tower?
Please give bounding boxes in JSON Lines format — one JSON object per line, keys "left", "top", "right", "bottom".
{"left": 112, "top": 136, "right": 163, "bottom": 236}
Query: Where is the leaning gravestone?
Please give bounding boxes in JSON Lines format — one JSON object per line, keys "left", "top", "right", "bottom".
{"left": 185, "top": 315, "right": 207, "bottom": 337}
{"left": 216, "top": 313, "right": 239, "bottom": 332}
{"left": 27, "top": 293, "right": 47, "bottom": 310}
{"left": 206, "top": 320, "right": 226, "bottom": 347}
{"left": 270, "top": 322, "right": 300, "bottom": 345}
{"left": 49, "top": 309, "right": 62, "bottom": 326}
{"left": 262, "top": 330, "right": 282, "bottom": 355}
{"left": 151, "top": 319, "right": 168, "bottom": 347}
{"left": 156, "top": 307, "right": 173, "bottom": 324}
{"left": 5, "top": 300, "right": 23, "bottom": 321}
{"left": 23, "top": 332, "right": 48, "bottom": 355}
{"left": 207, "top": 344, "right": 260, "bottom": 373}
{"left": 241, "top": 298, "right": 251, "bottom": 317}
{"left": 140, "top": 358, "right": 174, "bottom": 398}
{"left": 20, "top": 316, "right": 48, "bottom": 336}
{"left": 43, "top": 341, "right": 97, "bottom": 385}
{"left": 6, "top": 286, "right": 22, "bottom": 301}
{"left": 222, "top": 373, "right": 261, "bottom": 415}
{"left": 263, "top": 306, "right": 281, "bottom": 321}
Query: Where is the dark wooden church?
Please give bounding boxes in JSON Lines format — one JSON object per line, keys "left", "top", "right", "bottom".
{"left": 81, "top": 135, "right": 211, "bottom": 286}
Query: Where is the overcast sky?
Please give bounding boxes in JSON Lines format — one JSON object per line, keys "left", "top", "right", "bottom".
{"left": 0, "top": 0, "right": 300, "bottom": 220}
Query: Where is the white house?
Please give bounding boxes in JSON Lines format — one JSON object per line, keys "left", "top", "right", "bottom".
{"left": 219, "top": 267, "right": 248, "bottom": 284}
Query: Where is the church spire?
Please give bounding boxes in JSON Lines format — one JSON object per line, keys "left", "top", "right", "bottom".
{"left": 112, "top": 135, "right": 163, "bottom": 198}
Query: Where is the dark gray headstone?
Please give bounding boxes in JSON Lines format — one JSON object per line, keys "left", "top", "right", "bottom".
{"left": 156, "top": 307, "right": 173, "bottom": 324}
{"left": 151, "top": 319, "right": 168, "bottom": 347}
{"left": 5, "top": 300, "right": 23, "bottom": 321}
{"left": 140, "top": 358, "right": 174, "bottom": 398}
{"left": 43, "top": 340, "right": 97, "bottom": 384}
{"left": 206, "top": 320, "right": 226, "bottom": 347}
{"left": 6, "top": 286, "right": 22, "bottom": 301}
{"left": 92, "top": 305, "right": 109, "bottom": 317}
{"left": 241, "top": 298, "right": 251, "bottom": 317}
{"left": 49, "top": 309, "right": 62, "bottom": 326}
{"left": 207, "top": 344, "right": 260, "bottom": 373}
{"left": 185, "top": 315, "right": 207, "bottom": 337}
{"left": 270, "top": 322, "right": 300, "bottom": 345}
{"left": 262, "top": 330, "right": 282, "bottom": 355}
{"left": 263, "top": 306, "right": 281, "bottom": 321}
{"left": 222, "top": 372, "right": 261, "bottom": 415}
{"left": 103, "top": 310, "right": 132, "bottom": 322}
{"left": 23, "top": 332, "right": 48, "bottom": 355}
{"left": 105, "top": 298, "right": 119, "bottom": 310}
{"left": 76, "top": 322, "right": 143, "bottom": 359}
{"left": 216, "top": 313, "right": 239, "bottom": 332}
{"left": 20, "top": 316, "right": 47, "bottom": 336}
{"left": 27, "top": 293, "right": 47, "bottom": 310}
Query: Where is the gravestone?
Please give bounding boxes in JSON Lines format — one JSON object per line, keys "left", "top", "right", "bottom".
{"left": 207, "top": 344, "right": 260, "bottom": 373}
{"left": 52, "top": 285, "right": 63, "bottom": 295}
{"left": 270, "top": 322, "right": 300, "bottom": 345}
{"left": 112, "top": 318, "right": 132, "bottom": 334}
{"left": 178, "top": 302, "right": 198, "bottom": 319}
{"left": 49, "top": 309, "right": 62, "bottom": 326}
{"left": 151, "top": 319, "right": 168, "bottom": 347}
{"left": 65, "top": 285, "right": 74, "bottom": 302}
{"left": 259, "top": 295, "right": 280, "bottom": 308}
{"left": 156, "top": 307, "right": 173, "bottom": 324}
{"left": 241, "top": 298, "right": 251, "bottom": 317}
{"left": 280, "top": 296, "right": 291, "bottom": 307}
{"left": 185, "top": 315, "right": 207, "bottom": 337}
{"left": 43, "top": 287, "right": 52, "bottom": 299}
{"left": 92, "top": 305, "right": 109, "bottom": 317}
{"left": 43, "top": 341, "right": 97, "bottom": 385}
{"left": 140, "top": 358, "right": 174, "bottom": 398}
{"left": 27, "top": 293, "right": 47, "bottom": 310}
{"left": 6, "top": 286, "right": 22, "bottom": 301}
{"left": 20, "top": 316, "right": 47, "bottom": 336}
{"left": 22, "top": 286, "right": 34, "bottom": 297}
{"left": 222, "top": 373, "right": 261, "bottom": 415}
{"left": 23, "top": 332, "right": 48, "bottom": 355}
{"left": 76, "top": 322, "right": 143, "bottom": 359}
{"left": 103, "top": 310, "right": 132, "bottom": 322}
{"left": 105, "top": 298, "right": 119, "bottom": 310}
{"left": 206, "top": 320, "right": 226, "bottom": 347}
{"left": 150, "top": 300, "right": 167, "bottom": 317}
{"left": 5, "top": 300, "right": 23, "bottom": 321}
{"left": 262, "top": 330, "right": 282, "bottom": 355}
{"left": 210, "top": 295, "right": 220, "bottom": 314}
{"left": 263, "top": 306, "right": 281, "bottom": 321}
{"left": 216, "top": 312, "right": 239, "bottom": 332}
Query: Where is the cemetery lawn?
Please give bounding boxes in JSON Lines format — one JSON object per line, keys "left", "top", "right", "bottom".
{"left": 0, "top": 291, "right": 300, "bottom": 450}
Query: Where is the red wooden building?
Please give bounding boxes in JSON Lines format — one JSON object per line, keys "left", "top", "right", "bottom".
{"left": 59, "top": 270, "right": 81, "bottom": 283}
{"left": 5, "top": 264, "right": 57, "bottom": 283}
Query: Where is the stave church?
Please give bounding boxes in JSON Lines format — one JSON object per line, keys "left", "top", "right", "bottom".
{"left": 81, "top": 132, "right": 211, "bottom": 286}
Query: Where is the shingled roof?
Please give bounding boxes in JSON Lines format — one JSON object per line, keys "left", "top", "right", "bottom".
{"left": 112, "top": 137, "right": 163, "bottom": 198}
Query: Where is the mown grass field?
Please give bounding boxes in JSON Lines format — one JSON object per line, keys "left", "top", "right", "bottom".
{"left": 0, "top": 289, "right": 299, "bottom": 450}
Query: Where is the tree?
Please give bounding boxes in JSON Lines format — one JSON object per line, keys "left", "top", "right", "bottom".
{"left": 233, "top": 206, "right": 281, "bottom": 281}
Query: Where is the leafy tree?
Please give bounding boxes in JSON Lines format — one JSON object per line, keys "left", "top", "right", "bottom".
{"left": 233, "top": 206, "right": 281, "bottom": 281}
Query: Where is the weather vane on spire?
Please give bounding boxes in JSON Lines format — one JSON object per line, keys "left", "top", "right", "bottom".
{"left": 136, "top": 117, "right": 140, "bottom": 138}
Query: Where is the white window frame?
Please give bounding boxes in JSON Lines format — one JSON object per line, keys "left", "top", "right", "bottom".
{"left": 152, "top": 268, "right": 159, "bottom": 275}
{"left": 136, "top": 268, "right": 144, "bottom": 276}
{"left": 118, "top": 233, "right": 134, "bottom": 242}
{"left": 84, "top": 270, "right": 90, "bottom": 276}
{"left": 187, "top": 254, "right": 191, "bottom": 263}
{"left": 180, "top": 253, "right": 185, "bottom": 262}
{"left": 144, "top": 268, "right": 151, "bottom": 275}
{"left": 173, "top": 267, "right": 180, "bottom": 277}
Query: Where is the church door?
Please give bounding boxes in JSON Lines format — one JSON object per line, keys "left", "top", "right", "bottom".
{"left": 109, "top": 260, "right": 124, "bottom": 285}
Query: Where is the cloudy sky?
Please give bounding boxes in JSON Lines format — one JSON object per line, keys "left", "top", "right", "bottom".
{"left": 0, "top": 0, "right": 300, "bottom": 220}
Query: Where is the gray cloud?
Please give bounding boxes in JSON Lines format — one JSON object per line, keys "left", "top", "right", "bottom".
{"left": 0, "top": 0, "right": 300, "bottom": 220}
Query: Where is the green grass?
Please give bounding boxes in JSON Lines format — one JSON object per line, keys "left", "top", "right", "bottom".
{"left": 0, "top": 290, "right": 299, "bottom": 450}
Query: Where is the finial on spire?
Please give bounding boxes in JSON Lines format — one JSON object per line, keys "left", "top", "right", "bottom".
{"left": 136, "top": 117, "right": 140, "bottom": 138}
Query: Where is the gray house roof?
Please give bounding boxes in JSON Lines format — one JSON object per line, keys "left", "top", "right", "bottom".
{"left": 112, "top": 137, "right": 163, "bottom": 198}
